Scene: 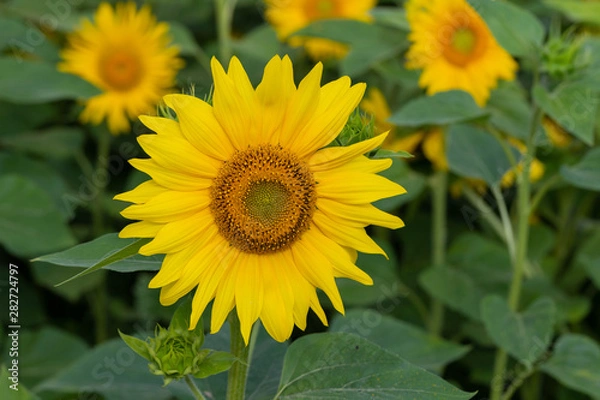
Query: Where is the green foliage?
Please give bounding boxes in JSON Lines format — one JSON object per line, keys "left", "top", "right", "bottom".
{"left": 275, "top": 333, "right": 474, "bottom": 399}
{"left": 560, "top": 147, "right": 600, "bottom": 191}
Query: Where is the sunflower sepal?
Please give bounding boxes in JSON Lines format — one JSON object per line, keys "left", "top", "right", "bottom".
{"left": 334, "top": 108, "right": 375, "bottom": 147}
{"left": 119, "top": 299, "right": 235, "bottom": 386}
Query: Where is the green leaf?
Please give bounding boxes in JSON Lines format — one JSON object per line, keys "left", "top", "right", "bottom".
{"left": 34, "top": 233, "right": 160, "bottom": 274}
{"left": 533, "top": 83, "right": 597, "bottom": 145}
{"left": 370, "top": 7, "right": 409, "bottom": 31}
{"left": 389, "top": 90, "right": 487, "bottom": 127}
{"left": 0, "top": 16, "right": 60, "bottom": 61}
{"left": 275, "top": 333, "right": 474, "bottom": 399}
{"left": 420, "top": 266, "right": 484, "bottom": 321}
{"left": 541, "top": 334, "right": 600, "bottom": 399}
{"left": 33, "top": 233, "right": 150, "bottom": 285}
{"left": 118, "top": 331, "right": 152, "bottom": 361}
{"left": 560, "top": 147, "right": 600, "bottom": 191}
{"left": 30, "top": 262, "right": 104, "bottom": 303}
{"left": 0, "top": 127, "right": 84, "bottom": 160}
{"left": 0, "top": 175, "right": 75, "bottom": 258}
{"left": 544, "top": 0, "right": 600, "bottom": 26}
{"left": 481, "top": 296, "right": 555, "bottom": 367}
{"left": 0, "top": 152, "right": 71, "bottom": 218}
{"left": 475, "top": 0, "right": 545, "bottom": 57}
{"left": 487, "top": 82, "right": 533, "bottom": 141}
{"left": 330, "top": 310, "right": 470, "bottom": 372}
{"left": 2, "top": 327, "right": 89, "bottom": 388}
{"left": 293, "top": 19, "right": 404, "bottom": 77}
{"left": 167, "top": 21, "right": 202, "bottom": 56}
{"left": 194, "top": 351, "right": 235, "bottom": 379}
{"left": 446, "top": 124, "right": 514, "bottom": 185}
{"left": 1, "top": 365, "right": 37, "bottom": 400}
{"left": 0, "top": 57, "right": 100, "bottom": 104}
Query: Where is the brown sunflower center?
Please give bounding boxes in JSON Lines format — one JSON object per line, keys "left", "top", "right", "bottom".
{"left": 210, "top": 144, "right": 316, "bottom": 254}
{"left": 99, "top": 49, "right": 143, "bottom": 91}
{"left": 442, "top": 17, "right": 488, "bottom": 67}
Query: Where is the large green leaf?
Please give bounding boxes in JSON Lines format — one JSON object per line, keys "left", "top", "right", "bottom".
{"left": 420, "top": 266, "right": 484, "bottom": 321}
{"left": 446, "top": 124, "right": 514, "bottom": 185}
{"left": 544, "top": 0, "right": 600, "bottom": 26}
{"left": 0, "top": 127, "right": 84, "bottom": 160}
{"left": 0, "top": 175, "right": 75, "bottom": 258}
{"left": 292, "top": 19, "right": 405, "bottom": 76}
{"left": 330, "top": 310, "right": 470, "bottom": 372}
{"left": 33, "top": 233, "right": 160, "bottom": 283}
{"left": 560, "top": 147, "right": 600, "bottom": 191}
{"left": 475, "top": 0, "right": 545, "bottom": 57}
{"left": 541, "top": 334, "right": 600, "bottom": 399}
{"left": 370, "top": 7, "right": 409, "bottom": 31}
{"left": 533, "top": 83, "right": 597, "bottom": 145}
{"left": 30, "top": 262, "right": 105, "bottom": 303}
{"left": 481, "top": 296, "right": 555, "bottom": 367}
{"left": 487, "top": 82, "right": 532, "bottom": 141}
{"left": 275, "top": 333, "right": 474, "bottom": 399}
{"left": 0, "top": 58, "right": 99, "bottom": 104}
{"left": 389, "top": 91, "right": 487, "bottom": 127}
{"left": 0, "top": 16, "right": 59, "bottom": 61}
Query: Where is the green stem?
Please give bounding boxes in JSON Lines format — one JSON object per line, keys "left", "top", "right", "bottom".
{"left": 490, "top": 108, "right": 541, "bottom": 400}
{"left": 185, "top": 375, "right": 207, "bottom": 400}
{"left": 429, "top": 169, "right": 447, "bottom": 336}
{"left": 462, "top": 185, "right": 506, "bottom": 242}
{"left": 491, "top": 185, "right": 516, "bottom": 262}
{"left": 215, "top": 0, "right": 236, "bottom": 62}
{"left": 226, "top": 312, "right": 250, "bottom": 400}
{"left": 500, "top": 367, "right": 535, "bottom": 400}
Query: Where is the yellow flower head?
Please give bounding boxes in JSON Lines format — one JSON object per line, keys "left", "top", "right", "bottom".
{"left": 405, "top": 0, "right": 518, "bottom": 106}
{"left": 115, "top": 55, "right": 405, "bottom": 343}
{"left": 59, "top": 2, "right": 184, "bottom": 134}
{"left": 265, "top": 0, "right": 376, "bottom": 60}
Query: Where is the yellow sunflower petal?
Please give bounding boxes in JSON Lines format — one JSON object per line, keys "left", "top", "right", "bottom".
{"left": 121, "top": 190, "right": 210, "bottom": 223}
{"left": 308, "top": 132, "right": 388, "bottom": 172}
{"left": 315, "top": 171, "right": 406, "bottom": 204}
{"left": 129, "top": 159, "right": 212, "bottom": 191}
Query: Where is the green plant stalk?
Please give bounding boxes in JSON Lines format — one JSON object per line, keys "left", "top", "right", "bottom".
{"left": 491, "top": 185, "right": 516, "bottom": 262}
{"left": 215, "top": 0, "right": 236, "bottom": 62}
{"left": 429, "top": 169, "right": 448, "bottom": 335}
{"left": 185, "top": 375, "right": 207, "bottom": 400}
{"left": 462, "top": 185, "right": 506, "bottom": 242}
{"left": 226, "top": 312, "right": 250, "bottom": 400}
{"left": 489, "top": 110, "right": 540, "bottom": 400}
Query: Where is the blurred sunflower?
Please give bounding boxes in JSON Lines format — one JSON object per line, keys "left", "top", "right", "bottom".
{"left": 59, "top": 2, "right": 183, "bottom": 134}
{"left": 405, "top": 0, "right": 517, "bottom": 106}
{"left": 265, "top": 0, "right": 376, "bottom": 60}
{"left": 115, "top": 55, "right": 405, "bottom": 343}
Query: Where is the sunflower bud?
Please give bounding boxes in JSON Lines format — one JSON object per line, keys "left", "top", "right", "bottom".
{"left": 336, "top": 108, "right": 376, "bottom": 147}
{"left": 119, "top": 299, "right": 235, "bottom": 386}
{"left": 541, "top": 27, "right": 585, "bottom": 80}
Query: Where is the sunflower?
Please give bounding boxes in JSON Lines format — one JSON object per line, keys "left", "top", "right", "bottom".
{"left": 59, "top": 2, "right": 183, "bottom": 134}
{"left": 405, "top": 0, "right": 518, "bottom": 106}
{"left": 115, "top": 55, "right": 405, "bottom": 343}
{"left": 542, "top": 116, "right": 573, "bottom": 148}
{"left": 265, "top": 0, "right": 376, "bottom": 60}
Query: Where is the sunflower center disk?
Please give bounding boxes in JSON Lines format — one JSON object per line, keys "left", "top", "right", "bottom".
{"left": 99, "top": 50, "right": 143, "bottom": 91}
{"left": 210, "top": 144, "right": 316, "bottom": 254}
{"left": 442, "top": 22, "right": 485, "bottom": 67}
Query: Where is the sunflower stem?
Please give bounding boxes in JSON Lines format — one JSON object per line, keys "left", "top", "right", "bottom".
{"left": 489, "top": 108, "right": 541, "bottom": 400}
{"left": 215, "top": 0, "right": 237, "bottom": 62}
{"left": 226, "top": 312, "right": 250, "bottom": 400}
{"left": 428, "top": 169, "right": 447, "bottom": 336}
{"left": 185, "top": 375, "right": 207, "bottom": 400}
